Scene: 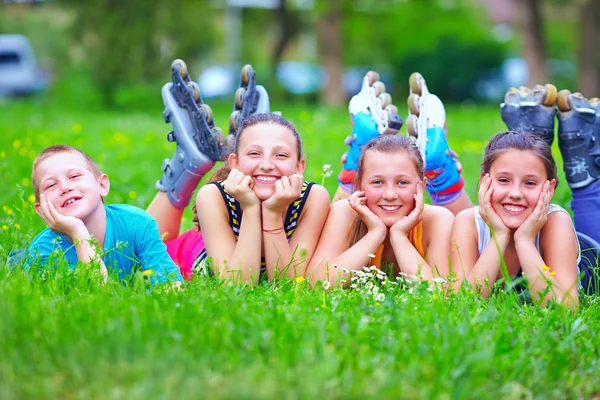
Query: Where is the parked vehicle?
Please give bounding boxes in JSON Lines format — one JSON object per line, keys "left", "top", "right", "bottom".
{"left": 0, "top": 34, "right": 42, "bottom": 96}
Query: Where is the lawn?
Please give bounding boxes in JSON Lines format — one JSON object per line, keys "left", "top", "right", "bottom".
{"left": 0, "top": 98, "right": 599, "bottom": 399}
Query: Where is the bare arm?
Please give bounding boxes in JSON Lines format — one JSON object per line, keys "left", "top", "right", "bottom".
{"left": 196, "top": 184, "right": 262, "bottom": 284}
{"left": 518, "top": 212, "right": 579, "bottom": 307}
{"left": 262, "top": 184, "right": 330, "bottom": 279}
{"left": 306, "top": 199, "right": 386, "bottom": 287}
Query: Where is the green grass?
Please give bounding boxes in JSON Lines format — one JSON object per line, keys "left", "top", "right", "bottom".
{"left": 0, "top": 99, "right": 598, "bottom": 399}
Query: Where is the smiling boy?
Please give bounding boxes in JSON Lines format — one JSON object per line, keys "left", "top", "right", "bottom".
{"left": 27, "top": 145, "right": 183, "bottom": 286}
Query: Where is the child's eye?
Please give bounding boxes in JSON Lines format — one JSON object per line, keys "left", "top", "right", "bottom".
{"left": 70, "top": 174, "right": 81, "bottom": 179}
{"left": 247, "top": 151, "right": 260, "bottom": 156}
{"left": 46, "top": 183, "right": 56, "bottom": 189}
{"left": 525, "top": 181, "right": 537, "bottom": 187}
{"left": 398, "top": 180, "right": 408, "bottom": 186}
{"left": 371, "top": 180, "right": 382, "bottom": 185}
{"left": 497, "top": 178, "right": 509, "bottom": 184}
{"left": 276, "top": 153, "right": 289, "bottom": 158}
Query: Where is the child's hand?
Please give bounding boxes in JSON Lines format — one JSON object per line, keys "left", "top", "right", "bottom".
{"left": 224, "top": 169, "right": 260, "bottom": 208}
{"left": 514, "top": 181, "right": 552, "bottom": 244}
{"left": 348, "top": 190, "right": 386, "bottom": 235}
{"left": 478, "top": 174, "right": 511, "bottom": 238}
{"left": 389, "top": 181, "right": 424, "bottom": 238}
{"left": 262, "top": 174, "right": 304, "bottom": 214}
{"left": 38, "top": 194, "right": 89, "bottom": 240}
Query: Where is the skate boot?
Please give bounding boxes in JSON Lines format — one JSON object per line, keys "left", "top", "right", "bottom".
{"left": 556, "top": 90, "right": 600, "bottom": 189}
{"left": 338, "top": 70, "right": 403, "bottom": 194}
{"left": 157, "top": 59, "right": 226, "bottom": 209}
{"left": 406, "top": 72, "right": 463, "bottom": 204}
{"left": 228, "top": 64, "right": 271, "bottom": 139}
{"left": 500, "top": 84, "right": 557, "bottom": 147}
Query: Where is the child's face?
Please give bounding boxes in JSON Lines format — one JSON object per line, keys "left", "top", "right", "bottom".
{"left": 34, "top": 152, "right": 109, "bottom": 222}
{"left": 487, "top": 149, "right": 553, "bottom": 229}
{"left": 359, "top": 150, "right": 421, "bottom": 227}
{"left": 228, "top": 123, "right": 305, "bottom": 201}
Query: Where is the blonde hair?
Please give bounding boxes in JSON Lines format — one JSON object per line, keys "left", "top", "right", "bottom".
{"left": 32, "top": 145, "right": 103, "bottom": 201}
{"left": 348, "top": 134, "right": 424, "bottom": 248}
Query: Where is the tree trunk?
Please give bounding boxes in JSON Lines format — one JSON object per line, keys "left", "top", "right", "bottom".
{"left": 513, "top": 0, "right": 547, "bottom": 86}
{"left": 271, "top": 0, "right": 302, "bottom": 69}
{"left": 317, "top": 0, "right": 344, "bottom": 105}
{"left": 578, "top": 0, "right": 600, "bottom": 96}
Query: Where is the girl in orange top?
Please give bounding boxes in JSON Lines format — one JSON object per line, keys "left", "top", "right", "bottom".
{"left": 307, "top": 134, "right": 454, "bottom": 287}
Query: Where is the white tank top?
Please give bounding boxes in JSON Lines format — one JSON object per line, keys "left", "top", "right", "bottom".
{"left": 473, "top": 204, "right": 581, "bottom": 275}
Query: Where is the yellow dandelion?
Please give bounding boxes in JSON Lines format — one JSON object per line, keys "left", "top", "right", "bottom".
{"left": 295, "top": 276, "right": 305, "bottom": 284}
{"left": 72, "top": 123, "right": 82, "bottom": 134}
{"left": 13, "top": 139, "right": 21, "bottom": 150}
{"left": 542, "top": 264, "right": 551, "bottom": 271}
{"left": 128, "top": 191, "right": 137, "bottom": 199}
{"left": 0, "top": 151, "right": 5, "bottom": 159}
{"left": 1, "top": 225, "right": 8, "bottom": 231}
{"left": 28, "top": 194, "right": 36, "bottom": 203}
{"left": 14, "top": 224, "right": 20, "bottom": 230}
{"left": 5, "top": 207, "right": 13, "bottom": 216}
{"left": 142, "top": 269, "right": 154, "bottom": 277}
{"left": 549, "top": 271, "right": 556, "bottom": 277}
{"left": 21, "top": 178, "right": 30, "bottom": 187}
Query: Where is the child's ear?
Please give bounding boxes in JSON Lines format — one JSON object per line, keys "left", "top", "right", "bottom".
{"left": 228, "top": 153, "right": 238, "bottom": 169}
{"left": 34, "top": 202, "right": 41, "bottom": 217}
{"left": 99, "top": 174, "right": 110, "bottom": 198}
{"left": 296, "top": 159, "right": 306, "bottom": 174}
{"left": 549, "top": 178, "right": 557, "bottom": 193}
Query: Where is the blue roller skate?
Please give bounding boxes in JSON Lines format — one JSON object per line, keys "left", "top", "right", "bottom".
{"left": 406, "top": 73, "right": 463, "bottom": 204}
{"left": 157, "top": 59, "right": 226, "bottom": 208}
{"left": 556, "top": 90, "right": 600, "bottom": 189}
{"left": 228, "top": 64, "right": 271, "bottom": 138}
{"left": 500, "top": 84, "right": 558, "bottom": 148}
{"left": 338, "top": 70, "right": 403, "bottom": 194}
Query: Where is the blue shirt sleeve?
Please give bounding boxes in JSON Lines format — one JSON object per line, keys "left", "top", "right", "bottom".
{"left": 134, "top": 217, "right": 183, "bottom": 285}
{"left": 26, "top": 229, "right": 79, "bottom": 271}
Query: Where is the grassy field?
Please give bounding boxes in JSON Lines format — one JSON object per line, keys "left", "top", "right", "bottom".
{"left": 1, "top": 98, "right": 599, "bottom": 399}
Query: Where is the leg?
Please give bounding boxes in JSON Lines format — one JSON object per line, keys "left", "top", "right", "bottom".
{"left": 406, "top": 73, "right": 472, "bottom": 214}
{"left": 576, "top": 231, "right": 600, "bottom": 295}
{"left": 151, "top": 59, "right": 226, "bottom": 237}
{"left": 334, "top": 70, "right": 403, "bottom": 201}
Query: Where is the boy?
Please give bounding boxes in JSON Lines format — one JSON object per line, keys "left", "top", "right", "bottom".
{"left": 28, "top": 145, "right": 183, "bottom": 286}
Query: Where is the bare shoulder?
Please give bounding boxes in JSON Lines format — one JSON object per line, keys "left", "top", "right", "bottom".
{"left": 544, "top": 208, "right": 573, "bottom": 228}
{"left": 423, "top": 204, "right": 454, "bottom": 225}
{"left": 329, "top": 197, "right": 356, "bottom": 218}
{"left": 305, "top": 184, "right": 331, "bottom": 207}
{"left": 454, "top": 207, "right": 476, "bottom": 227}
{"left": 195, "top": 183, "right": 226, "bottom": 216}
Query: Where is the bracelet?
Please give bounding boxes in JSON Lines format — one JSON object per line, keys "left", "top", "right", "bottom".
{"left": 263, "top": 226, "right": 284, "bottom": 234}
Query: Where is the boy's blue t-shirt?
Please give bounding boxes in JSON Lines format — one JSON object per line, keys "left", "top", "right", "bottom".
{"left": 27, "top": 204, "right": 183, "bottom": 285}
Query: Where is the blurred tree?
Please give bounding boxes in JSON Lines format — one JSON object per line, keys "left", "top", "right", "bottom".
{"left": 59, "top": 0, "right": 216, "bottom": 106}
{"left": 577, "top": 0, "right": 599, "bottom": 95}
{"left": 272, "top": 0, "right": 303, "bottom": 70}
{"left": 316, "top": 0, "right": 344, "bottom": 105}
{"left": 512, "top": 0, "right": 547, "bottom": 86}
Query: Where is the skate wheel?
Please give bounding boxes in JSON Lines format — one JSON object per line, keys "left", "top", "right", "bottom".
{"left": 557, "top": 89, "right": 572, "bottom": 112}
{"left": 590, "top": 97, "right": 600, "bottom": 106}
{"left": 188, "top": 81, "right": 201, "bottom": 102}
{"left": 214, "top": 127, "right": 226, "bottom": 147}
{"left": 407, "top": 93, "right": 420, "bottom": 116}
{"left": 573, "top": 92, "right": 584, "bottom": 99}
{"left": 201, "top": 104, "right": 213, "bottom": 124}
{"left": 373, "top": 81, "right": 386, "bottom": 96}
{"left": 409, "top": 72, "right": 422, "bottom": 95}
{"left": 235, "top": 87, "right": 246, "bottom": 109}
{"left": 172, "top": 59, "right": 188, "bottom": 79}
{"left": 504, "top": 87, "right": 519, "bottom": 104}
{"left": 229, "top": 110, "right": 241, "bottom": 133}
{"left": 519, "top": 86, "right": 530, "bottom": 94}
{"left": 542, "top": 84, "right": 557, "bottom": 106}
{"left": 385, "top": 104, "right": 398, "bottom": 115}
{"left": 241, "top": 64, "right": 252, "bottom": 85}
{"left": 366, "top": 70, "right": 380, "bottom": 85}
{"left": 406, "top": 115, "right": 418, "bottom": 137}
{"left": 379, "top": 92, "right": 392, "bottom": 109}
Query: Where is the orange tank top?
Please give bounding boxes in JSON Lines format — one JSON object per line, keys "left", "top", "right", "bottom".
{"left": 371, "top": 219, "right": 425, "bottom": 270}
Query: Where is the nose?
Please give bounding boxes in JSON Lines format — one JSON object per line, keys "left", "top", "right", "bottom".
{"left": 508, "top": 183, "right": 523, "bottom": 199}
{"left": 382, "top": 184, "right": 399, "bottom": 201}
{"left": 58, "top": 179, "right": 73, "bottom": 195}
{"left": 259, "top": 157, "right": 274, "bottom": 171}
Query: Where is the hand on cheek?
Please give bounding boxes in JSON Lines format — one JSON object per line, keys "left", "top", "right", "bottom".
{"left": 262, "top": 174, "right": 304, "bottom": 214}
{"left": 390, "top": 181, "right": 424, "bottom": 238}
{"left": 514, "top": 180, "right": 551, "bottom": 243}
{"left": 224, "top": 169, "right": 260, "bottom": 208}
{"left": 38, "top": 194, "right": 88, "bottom": 240}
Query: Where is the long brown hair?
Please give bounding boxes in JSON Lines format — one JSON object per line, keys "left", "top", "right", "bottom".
{"left": 348, "top": 134, "right": 424, "bottom": 248}
{"left": 192, "top": 113, "right": 303, "bottom": 229}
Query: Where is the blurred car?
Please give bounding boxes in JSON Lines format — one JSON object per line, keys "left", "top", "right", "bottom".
{"left": 0, "top": 34, "right": 44, "bottom": 97}
{"left": 197, "top": 62, "right": 393, "bottom": 99}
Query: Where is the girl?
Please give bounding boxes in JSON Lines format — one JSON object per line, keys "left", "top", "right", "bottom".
{"left": 450, "top": 131, "right": 580, "bottom": 306}
{"left": 307, "top": 134, "right": 455, "bottom": 287}
{"left": 193, "top": 113, "right": 330, "bottom": 284}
